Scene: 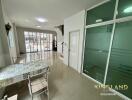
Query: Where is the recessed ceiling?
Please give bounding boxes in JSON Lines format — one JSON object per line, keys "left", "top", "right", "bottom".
{"left": 3, "top": 0, "right": 104, "bottom": 30}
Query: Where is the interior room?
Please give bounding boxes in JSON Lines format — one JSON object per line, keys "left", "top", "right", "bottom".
{"left": 0, "top": 0, "right": 132, "bottom": 100}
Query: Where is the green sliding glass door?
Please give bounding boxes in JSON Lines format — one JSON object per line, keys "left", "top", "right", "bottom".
{"left": 106, "top": 21, "right": 132, "bottom": 99}
{"left": 83, "top": 24, "right": 113, "bottom": 83}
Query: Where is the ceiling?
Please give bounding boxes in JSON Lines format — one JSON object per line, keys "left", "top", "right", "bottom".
{"left": 3, "top": 0, "right": 104, "bottom": 30}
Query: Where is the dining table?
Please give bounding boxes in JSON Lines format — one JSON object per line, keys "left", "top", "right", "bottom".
{"left": 0, "top": 60, "right": 49, "bottom": 88}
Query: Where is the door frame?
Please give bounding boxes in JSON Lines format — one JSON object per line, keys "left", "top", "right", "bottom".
{"left": 68, "top": 30, "right": 80, "bottom": 72}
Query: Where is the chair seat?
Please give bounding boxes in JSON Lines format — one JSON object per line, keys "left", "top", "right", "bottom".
{"left": 31, "top": 77, "right": 48, "bottom": 93}
{"left": 8, "top": 94, "right": 18, "bottom": 100}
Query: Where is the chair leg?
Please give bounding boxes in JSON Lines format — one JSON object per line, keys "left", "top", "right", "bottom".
{"left": 28, "top": 75, "right": 33, "bottom": 100}
{"left": 30, "top": 94, "right": 33, "bottom": 100}
{"left": 47, "top": 90, "right": 49, "bottom": 100}
{"left": 46, "top": 86, "right": 49, "bottom": 100}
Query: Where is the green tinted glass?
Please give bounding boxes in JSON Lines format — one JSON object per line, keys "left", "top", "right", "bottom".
{"left": 106, "top": 21, "right": 132, "bottom": 99}
{"left": 117, "top": 0, "right": 132, "bottom": 18}
{"left": 86, "top": 0, "right": 116, "bottom": 25}
{"left": 83, "top": 24, "right": 113, "bottom": 83}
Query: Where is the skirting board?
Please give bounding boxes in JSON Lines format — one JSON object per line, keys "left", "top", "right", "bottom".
{"left": 82, "top": 73, "right": 131, "bottom": 100}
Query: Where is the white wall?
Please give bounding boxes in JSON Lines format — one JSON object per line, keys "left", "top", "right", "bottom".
{"left": 0, "top": 0, "right": 11, "bottom": 66}
{"left": 64, "top": 10, "right": 85, "bottom": 73}
{"left": 13, "top": 23, "right": 20, "bottom": 56}
{"left": 0, "top": 0, "right": 11, "bottom": 98}
{"left": 55, "top": 28, "right": 64, "bottom": 54}
{"left": 16, "top": 27, "right": 26, "bottom": 54}
{"left": 1, "top": 0, "right": 19, "bottom": 61}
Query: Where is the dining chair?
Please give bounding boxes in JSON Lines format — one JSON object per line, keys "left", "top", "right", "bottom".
{"left": 28, "top": 72, "right": 49, "bottom": 100}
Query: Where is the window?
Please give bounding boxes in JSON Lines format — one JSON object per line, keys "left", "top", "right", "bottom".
{"left": 24, "top": 31, "right": 53, "bottom": 53}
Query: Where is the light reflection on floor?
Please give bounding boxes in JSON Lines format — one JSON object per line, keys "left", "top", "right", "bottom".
{"left": 17, "top": 51, "right": 54, "bottom": 66}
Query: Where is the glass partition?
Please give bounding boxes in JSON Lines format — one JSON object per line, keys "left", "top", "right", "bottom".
{"left": 86, "top": 0, "right": 116, "bottom": 25}
{"left": 84, "top": 0, "right": 132, "bottom": 99}
{"left": 106, "top": 21, "right": 132, "bottom": 99}
{"left": 117, "top": 0, "right": 132, "bottom": 18}
{"left": 83, "top": 24, "right": 113, "bottom": 82}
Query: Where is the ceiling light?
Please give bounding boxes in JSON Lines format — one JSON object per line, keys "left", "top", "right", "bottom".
{"left": 124, "top": 6, "right": 132, "bottom": 13}
{"left": 36, "top": 17, "right": 48, "bottom": 23}
{"left": 36, "top": 25, "right": 41, "bottom": 28}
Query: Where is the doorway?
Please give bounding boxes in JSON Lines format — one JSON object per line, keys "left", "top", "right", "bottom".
{"left": 69, "top": 30, "right": 80, "bottom": 72}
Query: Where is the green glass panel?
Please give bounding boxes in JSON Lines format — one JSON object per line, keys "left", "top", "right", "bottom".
{"left": 106, "top": 21, "right": 132, "bottom": 99}
{"left": 83, "top": 24, "right": 113, "bottom": 83}
{"left": 86, "top": 0, "right": 116, "bottom": 25}
{"left": 117, "top": 0, "right": 132, "bottom": 18}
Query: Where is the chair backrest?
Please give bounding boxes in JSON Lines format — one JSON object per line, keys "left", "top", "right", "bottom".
{"left": 29, "top": 67, "right": 49, "bottom": 78}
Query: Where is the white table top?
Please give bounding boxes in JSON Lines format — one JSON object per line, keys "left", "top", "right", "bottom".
{"left": 0, "top": 61, "right": 49, "bottom": 88}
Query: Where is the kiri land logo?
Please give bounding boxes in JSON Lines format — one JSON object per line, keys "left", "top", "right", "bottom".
{"left": 94, "top": 84, "right": 128, "bottom": 96}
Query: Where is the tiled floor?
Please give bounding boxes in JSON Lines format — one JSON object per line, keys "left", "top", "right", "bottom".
{"left": 5, "top": 51, "right": 123, "bottom": 100}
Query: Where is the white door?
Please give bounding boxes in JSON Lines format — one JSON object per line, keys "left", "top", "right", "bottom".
{"left": 69, "top": 30, "right": 80, "bottom": 72}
